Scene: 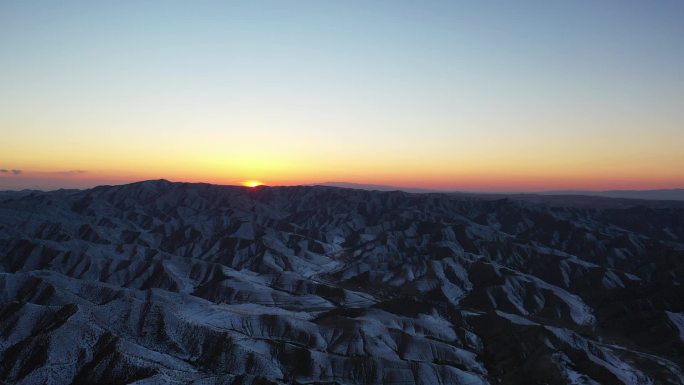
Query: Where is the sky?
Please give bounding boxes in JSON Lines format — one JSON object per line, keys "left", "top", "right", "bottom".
{"left": 1, "top": 0, "right": 683, "bottom": 191}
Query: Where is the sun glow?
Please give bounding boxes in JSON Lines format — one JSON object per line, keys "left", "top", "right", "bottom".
{"left": 242, "top": 180, "right": 264, "bottom": 188}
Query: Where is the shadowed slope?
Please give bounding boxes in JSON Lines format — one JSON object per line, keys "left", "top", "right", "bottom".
{"left": 0, "top": 180, "right": 682, "bottom": 384}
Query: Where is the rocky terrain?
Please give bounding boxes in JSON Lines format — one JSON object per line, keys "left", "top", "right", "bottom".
{"left": 0, "top": 180, "right": 682, "bottom": 385}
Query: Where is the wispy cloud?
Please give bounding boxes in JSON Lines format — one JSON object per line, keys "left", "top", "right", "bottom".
{"left": 51, "top": 170, "right": 87, "bottom": 176}
{"left": 1, "top": 169, "right": 88, "bottom": 177}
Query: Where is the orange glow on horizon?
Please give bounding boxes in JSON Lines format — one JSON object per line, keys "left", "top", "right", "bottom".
{"left": 242, "top": 180, "right": 264, "bottom": 188}
{"left": 1, "top": 143, "right": 683, "bottom": 192}
{"left": 2, "top": 166, "right": 682, "bottom": 192}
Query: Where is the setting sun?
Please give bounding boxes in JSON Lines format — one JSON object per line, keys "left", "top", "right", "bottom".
{"left": 242, "top": 180, "right": 264, "bottom": 188}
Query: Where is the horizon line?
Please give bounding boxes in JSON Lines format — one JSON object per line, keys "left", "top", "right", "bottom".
{"left": 1, "top": 178, "right": 683, "bottom": 195}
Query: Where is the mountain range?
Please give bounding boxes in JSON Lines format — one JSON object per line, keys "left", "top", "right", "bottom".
{"left": 0, "top": 180, "right": 682, "bottom": 384}
{"left": 317, "top": 182, "right": 684, "bottom": 201}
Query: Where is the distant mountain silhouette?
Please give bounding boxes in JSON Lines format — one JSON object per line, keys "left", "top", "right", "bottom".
{"left": 540, "top": 188, "right": 684, "bottom": 201}
{"left": 317, "top": 182, "right": 684, "bottom": 201}
{"left": 315, "top": 181, "right": 442, "bottom": 193}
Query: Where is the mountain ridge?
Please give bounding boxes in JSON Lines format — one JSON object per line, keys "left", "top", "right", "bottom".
{"left": 5, "top": 179, "right": 683, "bottom": 201}
{"left": 0, "top": 180, "right": 682, "bottom": 384}
{"left": 316, "top": 181, "right": 684, "bottom": 201}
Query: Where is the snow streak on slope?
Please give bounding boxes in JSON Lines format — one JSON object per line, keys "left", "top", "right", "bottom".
{"left": 0, "top": 180, "right": 682, "bottom": 384}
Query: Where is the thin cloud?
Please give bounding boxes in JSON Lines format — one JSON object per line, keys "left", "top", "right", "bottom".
{"left": 0, "top": 169, "right": 87, "bottom": 176}
{"left": 51, "top": 170, "right": 87, "bottom": 176}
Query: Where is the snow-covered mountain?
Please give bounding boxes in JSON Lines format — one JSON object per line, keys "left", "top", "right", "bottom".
{"left": 0, "top": 180, "right": 682, "bottom": 385}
